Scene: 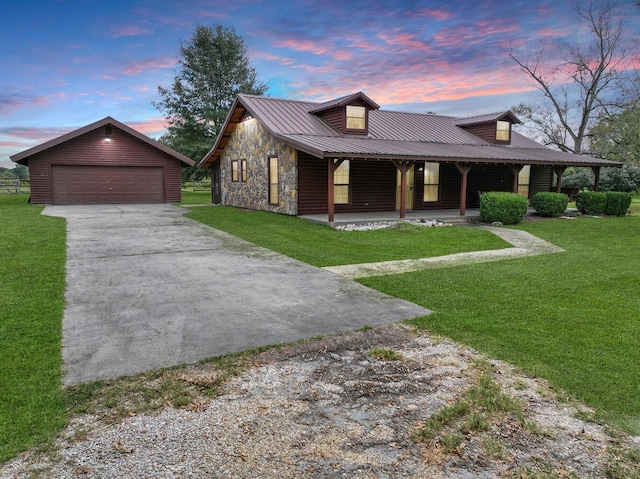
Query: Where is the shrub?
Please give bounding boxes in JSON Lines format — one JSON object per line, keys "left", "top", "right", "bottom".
{"left": 604, "top": 192, "right": 632, "bottom": 216}
{"left": 600, "top": 164, "right": 640, "bottom": 193}
{"left": 532, "top": 192, "right": 569, "bottom": 218}
{"left": 479, "top": 192, "right": 529, "bottom": 225}
{"left": 576, "top": 191, "right": 607, "bottom": 215}
{"left": 561, "top": 168, "right": 595, "bottom": 189}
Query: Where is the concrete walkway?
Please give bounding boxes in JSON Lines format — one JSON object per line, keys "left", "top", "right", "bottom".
{"left": 322, "top": 226, "right": 565, "bottom": 279}
{"left": 43, "top": 204, "right": 430, "bottom": 385}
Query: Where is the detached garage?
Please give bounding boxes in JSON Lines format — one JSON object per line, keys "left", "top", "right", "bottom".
{"left": 10, "top": 117, "right": 194, "bottom": 204}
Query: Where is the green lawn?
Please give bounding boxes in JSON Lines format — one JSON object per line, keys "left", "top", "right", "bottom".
{"left": 2, "top": 194, "right": 639, "bottom": 462}
{"left": 0, "top": 195, "right": 67, "bottom": 462}
{"left": 184, "top": 206, "right": 510, "bottom": 267}
{"left": 361, "top": 215, "right": 640, "bottom": 434}
{"left": 179, "top": 189, "right": 212, "bottom": 205}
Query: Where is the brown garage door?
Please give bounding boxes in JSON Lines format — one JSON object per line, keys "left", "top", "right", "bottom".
{"left": 51, "top": 165, "right": 164, "bottom": 204}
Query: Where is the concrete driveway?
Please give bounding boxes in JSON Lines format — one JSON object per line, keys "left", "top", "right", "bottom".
{"left": 43, "top": 204, "right": 429, "bottom": 385}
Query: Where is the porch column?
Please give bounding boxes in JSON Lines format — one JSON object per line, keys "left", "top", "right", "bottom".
{"left": 591, "top": 166, "right": 601, "bottom": 191}
{"left": 327, "top": 158, "right": 344, "bottom": 223}
{"left": 455, "top": 163, "right": 472, "bottom": 216}
{"left": 510, "top": 164, "right": 524, "bottom": 193}
{"left": 392, "top": 160, "right": 412, "bottom": 219}
{"left": 553, "top": 166, "right": 567, "bottom": 193}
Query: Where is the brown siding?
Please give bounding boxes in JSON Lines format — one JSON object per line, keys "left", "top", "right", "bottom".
{"left": 298, "top": 155, "right": 396, "bottom": 214}
{"left": 336, "top": 160, "right": 395, "bottom": 213}
{"left": 414, "top": 162, "right": 461, "bottom": 210}
{"left": 25, "top": 125, "right": 183, "bottom": 204}
{"left": 313, "top": 98, "right": 371, "bottom": 135}
{"left": 460, "top": 123, "right": 510, "bottom": 145}
{"left": 530, "top": 166, "right": 553, "bottom": 198}
{"left": 298, "top": 153, "right": 329, "bottom": 214}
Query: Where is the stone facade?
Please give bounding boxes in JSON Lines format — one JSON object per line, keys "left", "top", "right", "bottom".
{"left": 220, "top": 118, "right": 298, "bottom": 215}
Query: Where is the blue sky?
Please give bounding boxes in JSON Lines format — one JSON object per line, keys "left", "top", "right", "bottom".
{"left": 1, "top": 0, "right": 639, "bottom": 168}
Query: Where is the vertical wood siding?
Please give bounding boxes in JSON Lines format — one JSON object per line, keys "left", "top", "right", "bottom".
{"left": 25, "top": 126, "right": 184, "bottom": 204}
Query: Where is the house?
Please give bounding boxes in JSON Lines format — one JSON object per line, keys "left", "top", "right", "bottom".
{"left": 198, "top": 92, "right": 620, "bottom": 221}
{"left": 11, "top": 117, "right": 194, "bottom": 204}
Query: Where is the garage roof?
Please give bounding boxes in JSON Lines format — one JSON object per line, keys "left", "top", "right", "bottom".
{"left": 11, "top": 117, "right": 195, "bottom": 166}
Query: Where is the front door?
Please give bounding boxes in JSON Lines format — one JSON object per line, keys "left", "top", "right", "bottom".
{"left": 395, "top": 165, "right": 415, "bottom": 211}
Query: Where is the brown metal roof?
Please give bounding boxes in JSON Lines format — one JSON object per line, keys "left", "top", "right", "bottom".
{"left": 308, "top": 91, "right": 380, "bottom": 113}
{"left": 198, "top": 94, "right": 620, "bottom": 169}
{"left": 11, "top": 117, "right": 195, "bottom": 166}
{"left": 454, "top": 111, "right": 521, "bottom": 126}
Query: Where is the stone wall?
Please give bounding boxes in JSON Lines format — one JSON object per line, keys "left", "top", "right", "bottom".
{"left": 220, "top": 119, "right": 298, "bottom": 215}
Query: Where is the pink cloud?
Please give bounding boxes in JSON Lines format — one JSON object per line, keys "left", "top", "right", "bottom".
{"left": 414, "top": 8, "right": 453, "bottom": 21}
{"left": 126, "top": 117, "right": 169, "bottom": 136}
{"left": 376, "top": 31, "right": 433, "bottom": 54}
{"left": 275, "top": 39, "right": 329, "bottom": 56}
{"left": 120, "top": 57, "right": 177, "bottom": 75}
{"left": 111, "top": 25, "right": 153, "bottom": 38}
{"left": 0, "top": 140, "right": 25, "bottom": 148}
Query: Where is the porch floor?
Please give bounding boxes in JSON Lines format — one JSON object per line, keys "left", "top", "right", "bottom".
{"left": 300, "top": 209, "right": 481, "bottom": 226}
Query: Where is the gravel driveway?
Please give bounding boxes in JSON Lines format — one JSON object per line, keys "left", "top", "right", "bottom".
{"left": 3, "top": 324, "right": 636, "bottom": 478}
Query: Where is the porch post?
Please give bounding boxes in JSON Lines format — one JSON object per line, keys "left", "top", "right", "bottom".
{"left": 455, "top": 163, "right": 472, "bottom": 216}
{"left": 392, "top": 160, "right": 412, "bottom": 219}
{"left": 553, "top": 166, "right": 567, "bottom": 193}
{"left": 327, "top": 159, "right": 344, "bottom": 223}
{"left": 591, "top": 166, "right": 601, "bottom": 191}
{"left": 510, "top": 164, "right": 524, "bottom": 193}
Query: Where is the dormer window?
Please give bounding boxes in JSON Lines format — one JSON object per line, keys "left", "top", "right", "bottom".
{"left": 346, "top": 105, "right": 366, "bottom": 130}
{"left": 496, "top": 120, "right": 510, "bottom": 141}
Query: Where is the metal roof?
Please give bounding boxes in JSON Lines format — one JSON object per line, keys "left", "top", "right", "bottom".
{"left": 11, "top": 116, "right": 195, "bottom": 166}
{"left": 454, "top": 111, "right": 521, "bottom": 126}
{"left": 199, "top": 94, "right": 620, "bottom": 168}
{"left": 308, "top": 91, "right": 380, "bottom": 113}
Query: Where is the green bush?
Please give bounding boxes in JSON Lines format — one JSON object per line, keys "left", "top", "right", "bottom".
{"left": 532, "top": 192, "right": 569, "bottom": 218}
{"left": 479, "top": 192, "right": 529, "bottom": 225}
{"left": 576, "top": 191, "right": 607, "bottom": 215}
{"left": 604, "top": 192, "right": 632, "bottom": 216}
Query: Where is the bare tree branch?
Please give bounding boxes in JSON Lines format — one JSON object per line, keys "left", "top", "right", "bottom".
{"left": 505, "top": 0, "right": 635, "bottom": 154}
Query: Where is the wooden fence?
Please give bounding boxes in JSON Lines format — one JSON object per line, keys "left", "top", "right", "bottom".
{"left": 0, "top": 179, "right": 30, "bottom": 194}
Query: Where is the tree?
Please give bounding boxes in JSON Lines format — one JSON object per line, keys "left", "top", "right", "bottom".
{"left": 506, "top": 1, "right": 635, "bottom": 154}
{"left": 154, "top": 25, "right": 268, "bottom": 168}
{"left": 12, "top": 164, "right": 29, "bottom": 180}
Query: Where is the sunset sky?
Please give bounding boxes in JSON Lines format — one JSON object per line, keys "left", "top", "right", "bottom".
{"left": 2, "top": 0, "right": 639, "bottom": 168}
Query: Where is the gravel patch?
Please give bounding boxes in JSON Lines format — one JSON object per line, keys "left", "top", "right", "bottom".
{"left": 2, "top": 324, "right": 636, "bottom": 478}
{"left": 335, "top": 219, "right": 452, "bottom": 231}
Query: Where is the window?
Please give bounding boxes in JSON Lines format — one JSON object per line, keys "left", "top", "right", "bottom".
{"left": 496, "top": 120, "right": 510, "bottom": 141}
{"left": 518, "top": 165, "right": 531, "bottom": 197}
{"left": 240, "top": 159, "right": 247, "bottom": 182}
{"left": 334, "top": 160, "right": 350, "bottom": 204}
{"left": 268, "top": 157, "right": 278, "bottom": 205}
{"left": 423, "top": 162, "right": 440, "bottom": 202}
{"left": 346, "top": 105, "right": 366, "bottom": 130}
{"left": 231, "top": 160, "right": 239, "bottom": 182}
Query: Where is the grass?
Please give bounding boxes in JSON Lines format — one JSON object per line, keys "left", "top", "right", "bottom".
{"left": 184, "top": 206, "right": 509, "bottom": 267}
{"left": 0, "top": 194, "right": 67, "bottom": 462}
{"left": 179, "top": 189, "right": 212, "bottom": 205}
{"left": 361, "top": 215, "right": 640, "bottom": 434}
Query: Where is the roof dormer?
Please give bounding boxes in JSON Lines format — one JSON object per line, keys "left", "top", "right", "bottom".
{"left": 309, "top": 91, "right": 379, "bottom": 135}
{"left": 454, "top": 111, "right": 521, "bottom": 145}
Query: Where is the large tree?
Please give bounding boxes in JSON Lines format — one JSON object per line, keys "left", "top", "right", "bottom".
{"left": 154, "top": 25, "right": 268, "bottom": 166}
{"left": 506, "top": 1, "right": 635, "bottom": 154}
